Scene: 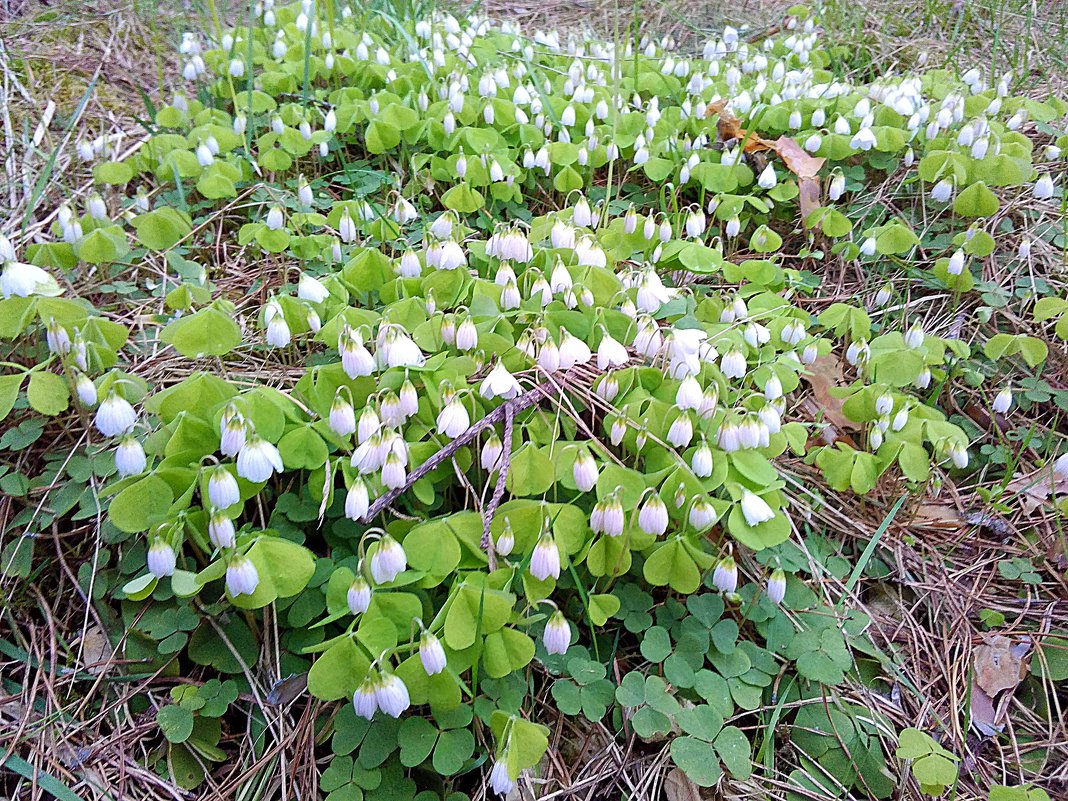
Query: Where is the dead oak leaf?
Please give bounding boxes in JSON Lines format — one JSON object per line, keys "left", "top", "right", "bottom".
{"left": 707, "top": 101, "right": 825, "bottom": 218}
{"left": 973, "top": 634, "right": 1030, "bottom": 696}
{"left": 800, "top": 354, "right": 861, "bottom": 440}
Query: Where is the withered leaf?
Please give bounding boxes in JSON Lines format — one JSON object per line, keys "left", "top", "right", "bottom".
{"left": 801, "top": 354, "right": 861, "bottom": 436}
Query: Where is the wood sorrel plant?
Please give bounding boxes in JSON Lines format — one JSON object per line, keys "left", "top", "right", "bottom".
{"left": 2, "top": 0, "right": 1066, "bottom": 795}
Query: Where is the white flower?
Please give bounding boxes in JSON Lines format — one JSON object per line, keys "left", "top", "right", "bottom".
{"left": 265, "top": 205, "right": 284, "bottom": 231}
{"left": 480, "top": 363, "right": 522, "bottom": 400}
{"left": 95, "top": 392, "right": 137, "bottom": 437}
{"left": 757, "top": 164, "right": 777, "bottom": 189}
{"left": 558, "top": 331, "right": 591, "bottom": 368}
{"left": 226, "top": 555, "right": 260, "bottom": 596}
{"left": 228, "top": 58, "right": 245, "bottom": 77}
{"left": 875, "top": 393, "right": 894, "bottom": 416}
{"left": 496, "top": 520, "right": 515, "bottom": 556}
{"left": 266, "top": 309, "right": 291, "bottom": 348}
{"left": 370, "top": 535, "right": 407, "bottom": 584}
{"left": 340, "top": 336, "right": 375, "bottom": 378}
{"left": 329, "top": 395, "right": 357, "bottom": 437}
{"left": 946, "top": 441, "right": 969, "bottom": 469}
{"left": 721, "top": 349, "right": 747, "bottom": 379}
{"left": 208, "top": 509, "right": 236, "bottom": 549}
{"left": 146, "top": 539, "right": 177, "bottom": 578}
{"left": 236, "top": 436, "right": 283, "bottom": 483}
{"left": 207, "top": 467, "right": 240, "bottom": 509}
{"left": 353, "top": 675, "right": 378, "bottom": 720}
{"left": 381, "top": 452, "right": 406, "bottom": 489}
{"left": 419, "top": 633, "right": 447, "bottom": 675}
{"left": 947, "top": 249, "right": 965, "bottom": 275}
{"left": 572, "top": 450, "right": 599, "bottom": 492}
{"left": 740, "top": 490, "right": 775, "bottom": 526}
{"left": 1033, "top": 173, "right": 1055, "bottom": 200}
{"left": 689, "top": 498, "right": 717, "bottom": 529}
{"left": 348, "top": 577, "right": 372, "bottom": 614}
{"left": 455, "top": 318, "right": 478, "bottom": 351}
{"left": 992, "top": 387, "right": 1012, "bottom": 414}
{"left": 766, "top": 569, "right": 787, "bottom": 605}
{"left": 437, "top": 396, "right": 470, "bottom": 438}
{"left": 1, "top": 261, "right": 53, "bottom": 299}
{"left": 489, "top": 760, "right": 515, "bottom": 795}
{"left": 298, "top": 273, "right": 329, "bottom": 303}
{"left": 542, "top": 611, "right": 570, "bottom": 655}
{"left": 75, "top": 373, "right": 98, "bottom": 407}
{"left": 115, "top": 436, "right": 147, "bottom": 477}
{"left": 338, "top": 210, "right": 357, "bottom": 243}
{"left": 345, "top": 478, "right": 370, "bottom": 521}
{"left": 375, "top": 673, "right": 410, "bottom": 718}
{"left": 597, "top": 332, "right": 628, "bottom": 370}
{"left": 530, "top": 534, "right": 561, "bottom": 581}
{"left": 712, "top": 556, "right": 738, "bottom": 594}
{"left": 692, "top": 441, "right": 714, "bottom": 477}
{"left": 931, "top": 179, "right": 954, "bottom": 203}
{"left": 685, "top": 210, "right": 706, "bottom": 238}
{"left": 667, "top": 413, "right": 693, "bottom": 448}
{"left": 638, "top": 493, "right": 669, "bottom": 536}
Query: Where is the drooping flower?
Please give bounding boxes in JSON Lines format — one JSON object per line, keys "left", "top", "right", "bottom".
{"left": 712, "top": 556, "right": 738, "bottom": 594}
{"left": 542, "top": 611, "right": 570, "bottom": 655}
{"left": 297, "top": 273, "right": 329, "bottom": 303}
{"left": 147, "top": 539, "right": 177, "bottom": 578}
{"left": 236, "top": 435, "right": 283, "bottom": 483}
{"left": 637, "top": 493, "right": 669, "bottom": 536}
{"left": 530, "top": 533, "right": 561, "bottom": 581}
{"left": 375, "top": 672, "right": 410, "bottom": 718}
{"left": 95, "top": 392, "right": 137, "bottom": 437}
{"left": 691, "top": 440, "right": 714, "bottom": 478}
{"left": 740, "top": 490, "right": 775, "bottom": 526}
{"left": 992, "top": 386, "right": 1012, "bottom": 414}
{"left": 207, "top": 466, "right": 240, "bottom": 509}
{"left": 480, "top": 362, "right": 522, "bottom": 400}
{"left": 496, "top": 519, "right": 515, "bottom": 556}
{"left": 766, "top": 568, "right": 787, "bottom": 605}
{"left": 437, "top": 396, "right": 471, "bottom": 438}
{"left": 208, "top": 509, "right": 236, "bottom": 549}
{"left": 75, "top": 372, "right": 98, "bottom": 407}
{"left": 489, "top": 760, "right": 516, "bottom": 795}
{"left": 1, "top": 261, "right": 54, "bottom": 299}
{"left": 114, "top": 435, "right": 147, "bottom": 477}
{"left": 353, "top": 673, "right": 379, "bottom": 720}
{"left": 345, "top": 478, "right": 370, "bottom": 521}
{"left": 419, "top": 632, "right": 447, "bottom": 675}
{"left": 347, "top": 576, "right": 372, "bottom": 615}
{"left": 572, "top": 450, "right": 599, "bottom": 492}
{"left": 226, "top": 555, "right": 260, "bottom": 596}
{"left": 370, "top": 535, "right": 407, "bottom": 584}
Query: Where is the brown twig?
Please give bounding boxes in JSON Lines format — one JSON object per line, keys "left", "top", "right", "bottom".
{"left": 360, "top": 379, "right": 556, "bottom": 523}
{"left": 481, "top": 402, "right": 514, "bottom": 572}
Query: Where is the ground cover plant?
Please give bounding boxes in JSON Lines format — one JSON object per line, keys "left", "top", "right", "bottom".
{"left": 1, "top": 0, "right": 1067, "bottom": 799}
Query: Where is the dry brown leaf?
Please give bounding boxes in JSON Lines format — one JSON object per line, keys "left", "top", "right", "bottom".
{"left": 664, "top": 767, "right": 703, "bottom": 801}
{"left": 80, "top": 625, "right": 113, "bottom": 674}
{"left": 971, "top": 636, "right": 1031, "bottom": 737}
{"left": 911, "top": 502, "right": 965, "bottom": 530}
{"left": 970, "top": 683, "right": 1002, "bottom": 736}
{"left": 707, "top": 100, "right": 775, "bottom": 152}
{"left": 801, "top": 354, "right": 861, "bottom": 438}
{"left": 1004, "top": 469, "right": 1068, "bottom": 515}
{"left": 974, "top": 635, "right": 1030, "bottom": 695}
{"left": 774, "top": 135, "right": 825, "bottom": 218}
{"left": 707, "top": 102, "right": 826, "bottom": 220}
